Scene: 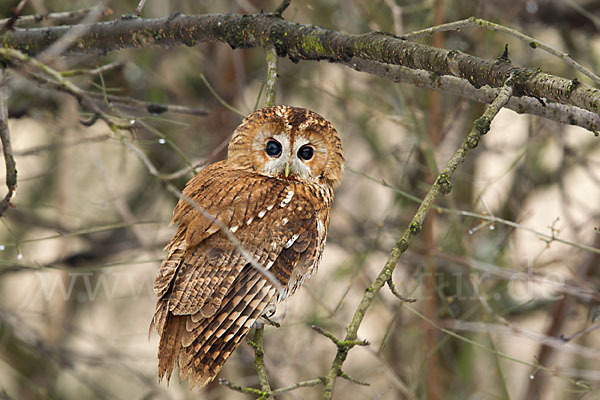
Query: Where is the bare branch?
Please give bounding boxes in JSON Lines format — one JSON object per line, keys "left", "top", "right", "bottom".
{"left": 321, "top": 73, "right": 516, "bottom": 399}
{"left": 403, "top": 17, "right": 600, "bottom": 86}
{"left": 134, "top": 0, "right": 148, "bottom": 16}
{"left": 0, "top": 7, "right": 113, "bottom": 29}
{"left": 344, "top": 58, "right": 600, "bottom": 134}
{"left": 0, "top": 70, "right": 16, "bottom": 217}
{"left": 59, "top": 61, "right": 125, "bottom": 77}
{"left": 386, "top": 279, "right": 417, "bottom": 303}
{"left": 37, "top": 3, "right": 108, "bottom": 61}
{"left": 0, "top": 0, "right": 28, "bottom": 33}
{"left": 273, "top": 0, "right": 292, "bottom": 17}
{"left": 271, "top": 377, "right": 325, "bottom": 395}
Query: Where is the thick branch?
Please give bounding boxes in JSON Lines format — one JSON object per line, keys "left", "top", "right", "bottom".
{"left": 2, "top": 13, "right": 600, "bottom": 119}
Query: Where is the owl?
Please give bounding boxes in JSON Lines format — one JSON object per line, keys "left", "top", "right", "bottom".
{"left": 151, "top": 105, "right": 344, "bottom": 388}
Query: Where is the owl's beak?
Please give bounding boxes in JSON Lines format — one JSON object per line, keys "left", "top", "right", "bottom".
{"left": 284, "top": 163, "right": 290, "bottom": 178}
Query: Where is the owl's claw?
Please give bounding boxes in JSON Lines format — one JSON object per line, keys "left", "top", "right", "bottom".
{"left": 257, "top": 304, "right": 280, "bottom": 327}
{"left": 257, "top": 315, "right": 280, "bottom": 328}
{"left": 262, "top": 303, "right": 277, "bottom": 318}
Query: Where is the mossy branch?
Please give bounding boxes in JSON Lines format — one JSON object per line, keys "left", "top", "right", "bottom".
{"left": 247, "top": 326, "right": 273, "bottom": 399}
{"left": 320, "top": 74, "right": 515, "bottom": 399}
{"left": 2, "top": 13, "right": 600, "bottom": 124}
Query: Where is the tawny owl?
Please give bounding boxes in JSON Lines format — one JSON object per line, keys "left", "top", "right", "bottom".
{"left": 151, "top": 105, "right": 344, "bottom": 388}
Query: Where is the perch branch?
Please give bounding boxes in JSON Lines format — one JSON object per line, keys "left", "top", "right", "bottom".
{"left": 320, "top": 74, "right": 515, "bottom": 399}
{"left": 247, "top": 327, "right": 273, "bottom": 398}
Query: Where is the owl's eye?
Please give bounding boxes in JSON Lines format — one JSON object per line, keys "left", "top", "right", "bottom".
{"left": 265, "top": 140, "right": 282, "bottom": 157}
{"left": 297, "top": 145, "right": 314, "bottom": 161}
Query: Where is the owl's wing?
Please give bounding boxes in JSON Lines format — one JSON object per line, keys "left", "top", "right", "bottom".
{"left": 154, "top": 161, "right": 315, "bottom": 315}
{"left": 152, "top": 162, "right": 325, "bottom": 385}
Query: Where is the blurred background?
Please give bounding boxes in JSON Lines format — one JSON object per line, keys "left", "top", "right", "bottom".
{"left": 0, "top": 0, "right": 599, "bottom": 399}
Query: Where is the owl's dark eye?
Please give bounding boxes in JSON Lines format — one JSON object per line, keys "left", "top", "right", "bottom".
{"left": 297, "top": 145, "right": 314, "bottom": 161}
{"left": 265, "top": 140, "right": 282, "bottom": 157}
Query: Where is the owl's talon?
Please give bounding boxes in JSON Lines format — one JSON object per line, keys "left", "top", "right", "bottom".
{"left": 262, "top": 303, "right": 277, "bottom": 318}
{"left": 257, "top": 314, "right": 281, "bottom": 328}
{"left": 257, "top": 304, "right": 280, "bottom": 327}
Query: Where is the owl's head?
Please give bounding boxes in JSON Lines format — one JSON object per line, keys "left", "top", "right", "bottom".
{"left": 227, "top": 106, "right": 344, "bottom": 187}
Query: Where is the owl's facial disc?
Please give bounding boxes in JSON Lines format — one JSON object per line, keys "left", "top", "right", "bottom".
{"left": 256, "top": 131, "right": 316, "bottom": 181}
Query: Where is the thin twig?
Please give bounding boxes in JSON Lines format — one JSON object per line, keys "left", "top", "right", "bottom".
{"left": 37, "top": 3, "right": 108, "bottom": 62}
{"left": 273, "top": 0, "right": 292, "bottom": 17}
{"left": 199, "top": 73, "right": 245, "bottom": 116}
{"left": 444, "top": 320, "right": 600, "bottom": 360}
{"left": 321, "top": 74, "right": 515, "bottom": 399}
{"left": 0, "top": 70, "right": 16, "bottom": 217}
{"left": 559, "top": 323, "right": 600, "bottom": 343}
{"left": 386, "top": 279, "right": 417, "bottom": 303}
{"left": 218, "top": 379, "right": 266, "bottom": 396}
{"left": 134, "top": 0, "right": 147, "bottom": 16}
{"left": 27, "top": 69, "right": 209, "bottom": 117}
{"left": 271, "top": 377, "right": 325, "bottom": 395}
{"left": 0, "top": 7, "right": 112, "bottom": 29}
{"left": 403, "top": 17, "right": 600, "bottom": 86}
{"left": 0, "top": 0, "right": 28, "bottom": 33}
{"left": 60, "top": 61, "right": 125, "bottom": 77}
{"left": 311, "top": 325, "right": 369, "bottom": 348}
{"left": 0, "top": 48, "right": 117, "bottom": 129}
{"left": 350, "top": 167, "right": 600, "bottom": 255}
{"left": 565, "top": 0, "right": 600, "bottom": 32}
{"left": 339, "top": 371, "right": 370, "bottom": 387}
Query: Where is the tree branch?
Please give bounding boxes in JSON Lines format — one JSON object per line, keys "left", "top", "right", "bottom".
{"left": 0, "top": 7, "right": 113, "bottom": 29}
{"left": 345, "top": 58, "right": 600, "bottom": 134}
{"left": 2, "top": 13, "right": 600, "bottom": 126}
{"left": 247, "top": 326, "right": 273, "bottom": 398}
{"left": 320, "top": 74, "right": 516, "bottom": 399}
{"left": 403, "top": 16, "right": 600, "bottom": 86}
{"left": 0, "top": 70, "right": 16, "bottom": 217}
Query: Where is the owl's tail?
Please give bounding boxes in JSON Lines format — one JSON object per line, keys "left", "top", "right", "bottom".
{"left": 152, "top": 267, "right": 277, "bottom": 388}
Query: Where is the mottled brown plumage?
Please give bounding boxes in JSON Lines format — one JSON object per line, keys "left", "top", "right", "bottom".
{"left": 151, "top": 105, "right": 344, "bottom": 388}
